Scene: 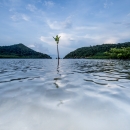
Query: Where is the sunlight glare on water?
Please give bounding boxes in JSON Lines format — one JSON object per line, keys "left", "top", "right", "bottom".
{"left": 0, "top": 59, "right": 130, "bottom": 130}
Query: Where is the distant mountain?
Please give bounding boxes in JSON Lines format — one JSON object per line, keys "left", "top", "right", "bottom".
{"left": 64, "top": 42, "right": 130, "bottom": 59}
{"left": 0, "top": 43, "right": 52, "bottom": 59}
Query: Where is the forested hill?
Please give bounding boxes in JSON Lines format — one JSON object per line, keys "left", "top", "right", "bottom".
{"left": 0, "top": 43, "right": 52, "bottom": 59}
{"left": 64, "top": 42, "right": 130, "bottom": 59}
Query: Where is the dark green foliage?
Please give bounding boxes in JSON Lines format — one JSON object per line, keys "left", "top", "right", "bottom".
{"left": 0, "top": 43, "right": 52, "bottom": 59}
{"left": 105, "top": 47, "right": 130, "bottom": 59}
{"left": 64, "top": 42, "right": 130, "bottom": 59}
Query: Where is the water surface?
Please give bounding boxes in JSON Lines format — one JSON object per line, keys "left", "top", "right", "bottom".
{"left": 0, "top": 59, "right": 130, "bottom": 130}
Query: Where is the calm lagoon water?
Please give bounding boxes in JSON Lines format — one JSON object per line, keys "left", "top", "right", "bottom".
{"left": 0, "top": 59, "right": 130, "bottom": 130}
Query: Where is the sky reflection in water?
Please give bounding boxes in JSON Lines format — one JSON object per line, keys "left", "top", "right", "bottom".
{"left": 0, "top": 59, "right": 130, "bottom": 130}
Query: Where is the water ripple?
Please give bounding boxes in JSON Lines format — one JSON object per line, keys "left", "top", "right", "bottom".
{"left": 0, "top": 59, "right": 130, "bottom": 130}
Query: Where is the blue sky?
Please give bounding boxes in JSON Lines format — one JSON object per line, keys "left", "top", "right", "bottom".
{"left": 0, "top": 0, "right": 130, "bottom": 58}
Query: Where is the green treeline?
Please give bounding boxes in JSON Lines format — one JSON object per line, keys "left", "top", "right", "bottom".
{"left": 0, "top": 43, "right": 52, "bottom": 59}
{"left": 105, "top": 47, "right": 130, "bottom": 59}
{"left": 64, "top": 42, "right": 130, "bottom": 59}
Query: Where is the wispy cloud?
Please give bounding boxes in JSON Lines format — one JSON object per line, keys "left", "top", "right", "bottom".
{"left": 28, "top": 43, "right": 49, "bottom": 54}
{"left": 113, "top": 21, "right": 130, "bottom": 28}
{"left": 104, "top": 0, "right": 108, "bottom": 8}
{"left": 104, "top": 37, "right": 119, "bottom": 44}
{"left": 40, "top": 36, "right": 53, "bottom": 45}
{"left": 0, "top": 2, "right": 2, "bottom": 7}
{"left": 11, "top": 13, "right": 30, "bottom": 21}
{"left": 113, "top": 22, "right": 122, "bottom": 25}
{"left": 44, "top": 1, "right": 54, "bottom": 7}
{"left": 9, "top": 8, "right": 16, "bottom": 12}
{"left": 22, "top": 14, "right": 30, "bottom": 21}
{"left": 104, "top": 0, "right": 113, "bottom": 8}
{"left": 40, "top": 33, "right": 74, "bottom": 47}
{"left": 124, "top": 22, "right": 130, "bottom": 27}
{"left": 75, "top": 26, "right": 98, "bottom": 30}
{"left": 47, "top": 17, "right": 72, "bottom": 30}
{"left": 26, "top": 4, "right": 37, "bottom": 12}
{"left": 11, "top": 15, "right": 18, "bottom": 21}
{"left": 28, "top": 44, "right": 35, "bottom": 48}
{"left": 127, "top": 13, "right": 130, "bottom": 16}
{"left": 58, "top": 33, "right": 74, "bottom": 46}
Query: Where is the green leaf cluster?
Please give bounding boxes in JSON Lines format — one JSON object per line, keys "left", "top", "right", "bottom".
{"left": 105, "top": 47, "right": 130, "bottom": 59}
{"left": 53, "top": 35, "right": 61, "bottom": 44}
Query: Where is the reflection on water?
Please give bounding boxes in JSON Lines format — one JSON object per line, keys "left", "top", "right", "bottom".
{"left": 0, "top": 59, "right": 130, "bottom": 130}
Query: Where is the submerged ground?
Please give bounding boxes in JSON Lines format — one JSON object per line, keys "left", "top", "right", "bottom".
{"left": 0, "top": 59, "right": 130, "bottom": 130}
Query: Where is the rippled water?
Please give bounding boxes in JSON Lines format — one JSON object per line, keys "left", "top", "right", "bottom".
{"left": 0, "top": 59, "right": 130, "bottom": 130}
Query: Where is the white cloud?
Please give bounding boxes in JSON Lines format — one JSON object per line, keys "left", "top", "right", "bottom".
{"left": 84, "top": 33, "right": 120, "bottom": 44}
{"left": 29, "top": 43, "right": 49, "bottom": 54}
{"left": 63, "top": 20, "right": 72, "bottom": 29}
{"left": 22, "top": 14, "right": 29, "bottom": 21}
{"left": 9, "top": 0, "right": 20, "bottom": 2}
{"left": 47, "top": 18, "right": 72, "bottom": 30}
{"left": 11, "top": 13, "right": 30, "bottom": 21}
{"left": 58, "top": 33, "right": 74, "bottom": 46}
{"left": 75, "top": 26, "right": 98, "bottom": 30}
{"left": 104, "top": 0, "right": 113, "bottom": 9}
{"left": 40, "top": 33, "right": 74, "bottom": 47}
{"left": 84, "top": 34, "right": 101, "bottom": 40}
{"left": 113, "top": 22, "right": 122, "bottom": 25}
{"left": 38, "top": 0, "right": 42, "bottom": 3}
{"left": 104, "top": 0, "right": 108, "bottom": 8}
{"left": 26, "top": 4, "right": 37, "bottom": 12}
{"left": 47, "top": 21, "right": 60, "bottom": 30}
{"left": 11, "top": 15, "right": 18, "bottom": 21}
{"left": 40, "top": 36, "right": 53, "bottom": 45}
{"left": 104, "top": 38, "right": 119, "bottom": 44}
{"left": 9, "top": 8, "right": 15, "bottom": 12}
{"left": 28, "top": 44, "right": 35, "bottom": 48}
{"left": 44, "top": 1, "right": 54, "bottom": 7}
{"left": 83, "top": 29, "right": 130, "bottom": 44}
{"left": 41, "top": 21, "right": 130, "bottom": 51}
{"left": 127, "top": 13, "right": 130, "bottom": 16}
